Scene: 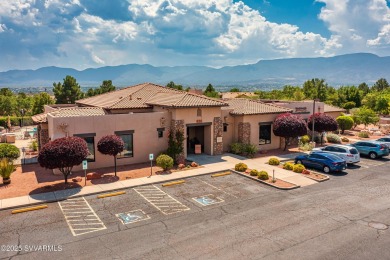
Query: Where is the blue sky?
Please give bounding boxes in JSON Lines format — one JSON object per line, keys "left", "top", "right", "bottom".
{"left": 1, "top": 0, "right": 390, "bottom": 71}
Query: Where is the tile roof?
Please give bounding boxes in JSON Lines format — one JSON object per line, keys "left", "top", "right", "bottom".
{"left": 324, "top": 104, "right": 346, "bottom": 113}
{"left": 49, "top": 107, "right": 106, "bottom": 118}
{"left": 224, "top": 98, "right": 292, "bottom": 115}
{"left": 76, "top": 83, "right": 227, "bottom": 109}
{"left": 32, "top": 107, "right": 106, "bottom": 123}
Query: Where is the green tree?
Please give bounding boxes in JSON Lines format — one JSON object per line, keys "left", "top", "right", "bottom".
{"left": 358, "top": 82, "right": 370, "bottom": 95}
{"left": 16, "top": 93, "right": 33, "bottom": 115}
{"left": 353, "top": 107, "right": 379, "bottom": 128}
{"left": 336, "top": 115, "right": 354, "bottom": 134}
{"left": 375, "top": 95, "right": 390, "bottom": 114}
{"left": 0, "top": 88, "right": 13, "bottom": 96}
{"left": 230, "top": 87, "right": 240, "bottom": 92}
{"left": 32, "top": 93, "right": 54, "bottom": 115}
{"left": 86, "top": 80, "right": 116, "bottom": 97}
{"left": 282, "top": 85, "right": 301, "bottom": 99}
{"left": 166, "top": 81, "right": 183, "bottom": 91}
{"left": 302, "top": 78, "right": 329, "bottom": 101}
{"left": 371, "top": 78, "right": 389, "bottom": 92}
{"left": 0, "top": 95, "right": 16, "bottom": 116}
{"left": 203, "top": 83, "right": 219, "bottom": 98}
{"left": 293, "top": 90, "right": 305, "bottom": 101}
{"left": 53, "top": 75, "right": 83, "bottom": 104}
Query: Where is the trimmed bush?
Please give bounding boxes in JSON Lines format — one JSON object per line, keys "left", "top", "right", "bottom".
{"left": 326, "top": 133, "right": 342, "bottom": 144}
{"left": 0, "top": 144, "right": 20, "bottom": 161}
{"left": 301, "top": 135, "right": 310, "bottom": 144}
{"left": 230, "top": 143, "right": 243, "bottom": 155}
{"left": 244, "top": 144, "right": 258, "bottom": 158}
{"left": 156, "top": 154, "right": 174, "bottom": 171}
{"left": 358, "top": 131, "right": 370, "bottom": 138}
{"left": 341, "top": 137, "right": 349, "bottom": 142}
{"left": 250, "top": 169, "right": 259, "bottom": 176}
{"left": 293, "top": 164, "right": 306, "bottom": 173}
{"left": 283, "top": 162, "right": 294, "bottom": 171}
{"left": 257, "top": 171, "right": 269, "bottom": 180}
{"left": 235, "top": 162, "right": 248, "bottom": 172}
{"left": 268, "top": 157, "right": 280, "bottom": 166}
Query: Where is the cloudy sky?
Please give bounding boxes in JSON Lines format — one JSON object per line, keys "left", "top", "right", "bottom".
{"left": 0, "top": 0, "right": 390, "bottom": 71}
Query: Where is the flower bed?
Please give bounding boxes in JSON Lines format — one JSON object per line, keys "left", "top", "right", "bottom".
{"left": 301, "top": 171, "right": 329, "bottom": 182}
{"left": 234, "top": 169, "right": 299, "bottom": 190}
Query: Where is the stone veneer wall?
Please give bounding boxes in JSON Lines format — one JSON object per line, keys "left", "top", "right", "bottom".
{"left": 238, "top": 122, "right": 251, "bottom": 144}
{"left": 171, "top": 119, "right": 185, "bottom": 162}
{"left": 213, "top": 117, "right": 223, "bottom": 155}
{"left": 37, "top": 124, "right": 50, "bottom": 150}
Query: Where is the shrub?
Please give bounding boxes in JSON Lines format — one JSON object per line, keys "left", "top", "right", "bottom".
{"left": 29, "top": 140, "right": 38, "bottom": 151}
{"left": 293, "top": 164, "right": 306, "bottom": 173}
{"left": 299, "top": 142, "right": 314, "bottom": 151}
{"left": 235, "top": 162, "right": 248, "bottom": 172}
{"left": 257, "top": 171, "right": 269, "bottom": 180}
{"left": 336, "top": 115, "right": 354, "bottom": 134}
{"left": 268, "top": 157, "right": 280, "bottom": 165}
{"left": 301, "top": 135, "right": 310, "bottom": 144}
{"left": 326, "top": 133, "right": 342, "bottom": 144}
{"left": 358, "top": 131, "right": 370, "bottom": 138}
{"left": 244, "top": 144, "right": 258, "bottom": 158}
{"left": 156, "top": 154, "right": 174, "bottom": 171}
{"left": 0, "top": 158, "right": 16, "bottom": 181}
{"left": 230, "top": 143, "right": 243, "bottom": 155}
{"left": 341, "top": 137, "right": 349, "bottom": 142}
{"left": 0, "top": 143, "right": 20, "bottom": 161}
{"left": 283, "top": 162, "right": 294, "bottom": 171}
{"left": 302, "top": 169, "right": 311, "bottom": 175}
{"left": 250, "top": 169, "right": 259, "bottom": 176}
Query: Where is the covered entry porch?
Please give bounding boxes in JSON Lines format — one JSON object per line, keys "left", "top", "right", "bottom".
{"left": 186, "top": 122, "right": 212, "bottom": 155}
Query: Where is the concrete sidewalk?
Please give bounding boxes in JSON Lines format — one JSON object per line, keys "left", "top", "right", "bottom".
{"left": 0, "top": 152, "right": 317, "bottom": 211}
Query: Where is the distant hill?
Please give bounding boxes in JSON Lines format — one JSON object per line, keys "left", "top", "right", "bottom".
{"left": 1, "top": 53, "right": 390, "bottom": 90}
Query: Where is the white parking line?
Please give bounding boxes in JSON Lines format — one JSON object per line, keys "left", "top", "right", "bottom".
{"left": 58, "top": 197, "right": 106, "bottom": 236}
{"left": 358, "top": 159, "right": 386, "bottom": 168}
{"left": 134, "top": 185, "right": 190, "bottom": 215}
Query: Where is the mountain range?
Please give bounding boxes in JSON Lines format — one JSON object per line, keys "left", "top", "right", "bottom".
{"left": 1, "top": 53, "right": 390, "bottom": 90}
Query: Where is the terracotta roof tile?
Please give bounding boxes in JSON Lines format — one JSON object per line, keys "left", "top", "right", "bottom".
{"left": 49, "top": 107, "right": 106, "bottom": 118}
{"left": 76, "top": 83, "right": 227, "bottom": 109}
{"left": 31, "top": 113, "right": 48, "bottom": 123}
{"left": 224, "top": 99, "right": 292, "bottom": 115}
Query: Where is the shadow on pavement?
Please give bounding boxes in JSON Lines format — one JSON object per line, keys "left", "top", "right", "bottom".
{"left": 29, "top": 182, "right": 82, "bottom": 196}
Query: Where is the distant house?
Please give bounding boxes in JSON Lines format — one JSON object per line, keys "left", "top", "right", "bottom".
{"left": 32, "top": 83, "right": 294, "bottom": 171}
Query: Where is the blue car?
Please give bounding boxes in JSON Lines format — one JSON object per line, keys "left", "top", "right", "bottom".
{"left": 295, "top": 153, "right": 347, "bottom": 173}
{"left": 349, "top": 141, "right": 390, "bottom": 159}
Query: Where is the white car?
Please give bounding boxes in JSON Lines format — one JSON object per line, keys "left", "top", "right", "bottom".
{"left": 375, "top": 137, "right": 390, "bottom": 148}
{"left": 312, "top": 144, "right": 360, "bottom": 164}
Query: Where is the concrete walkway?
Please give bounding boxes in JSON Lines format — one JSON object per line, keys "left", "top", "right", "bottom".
{"left": 0, "top": 153, "right": 318, "bottom": 211}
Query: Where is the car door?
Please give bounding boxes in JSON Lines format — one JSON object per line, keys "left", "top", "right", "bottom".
{"left": 307, "top": 154, "right": 323, "bottom": 170}
{"left": 334, "top": 147, "right": 348, "bottom": 161}
{"left": 354, "top": 142, "right": 368, "bottom": 155}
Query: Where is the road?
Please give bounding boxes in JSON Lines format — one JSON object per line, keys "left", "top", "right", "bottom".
{"left": 1, "top": 157, "right": 390, "bottom": 260}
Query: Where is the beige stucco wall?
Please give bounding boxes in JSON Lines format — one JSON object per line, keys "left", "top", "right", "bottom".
{"left": 243, "top": 114, "right": 281, "bottom": 150}
{"left": 222, "top": 109, "right": 235, "bottom": 152}
{"left": 277, "top": 101, "right": 323, "bottom": 120}
{"left": 48, "top": 111, "right": 170, "bottom": 171}
{"left": 325, "top": 111, "right": 343, "bottom": 119}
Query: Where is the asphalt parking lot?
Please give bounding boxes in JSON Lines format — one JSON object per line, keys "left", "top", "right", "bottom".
{"left": 2, "top": 158, "right": 390, "bottom": 259}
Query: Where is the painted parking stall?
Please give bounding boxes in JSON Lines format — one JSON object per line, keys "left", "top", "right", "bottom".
{"left": 58, "top": 197, "right": 106, "bottom": 236}
{"left": 133, "top": 185, "right": 190, "bottom": 215}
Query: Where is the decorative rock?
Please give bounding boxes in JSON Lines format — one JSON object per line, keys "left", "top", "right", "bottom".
{"left": 191, "top": 162, "right": 198, "bottom": 167}
{"left": 178, "top": 163, "right": 185, "bottom": 169}
{"left": 86, "top": 172, "right": 101, "bottom": 180}
{"left": 72, "top": 177, "right": 82, "bottom": 182}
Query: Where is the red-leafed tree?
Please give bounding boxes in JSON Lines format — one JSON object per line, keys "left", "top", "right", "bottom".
{"left": 97, "top": 135, "right": 124, "bottom": 176}
{"left": 308, "top": 113, "right": 338, "bottom": 144}
{"left": 38, "top": 137, "right": 88, "bottom": 184}
{"left": 273, "top": 113, "right": 308, "bottom": 151}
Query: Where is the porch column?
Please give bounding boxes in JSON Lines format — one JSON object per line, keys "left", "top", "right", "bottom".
{"left": 213, "top": 117, "right": 223, "bottom": 155}
{"left": 171, "top": 119, "right": 185, "bottom": 161}
{"left": 238, "top": 122, "right": 251, "bottom": 144}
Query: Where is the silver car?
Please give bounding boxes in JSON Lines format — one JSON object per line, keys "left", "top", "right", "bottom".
{"left": 375, "top": 137, "right": 390, "bottom": 148}
{"left": 312, "top": 144, "right": 360, "bottom": 164}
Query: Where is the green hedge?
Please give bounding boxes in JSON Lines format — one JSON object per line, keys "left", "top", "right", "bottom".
{"left": 0, "top": 116, "right": 34, "bottom": 128}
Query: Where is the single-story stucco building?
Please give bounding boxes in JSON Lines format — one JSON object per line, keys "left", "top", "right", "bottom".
{"left": 32, "top": 83, "right": 343, "bottom": 171}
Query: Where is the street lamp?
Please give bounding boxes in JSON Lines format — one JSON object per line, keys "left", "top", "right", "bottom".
{"left": 311, "top": 99, "right": 320, "bottom": 143}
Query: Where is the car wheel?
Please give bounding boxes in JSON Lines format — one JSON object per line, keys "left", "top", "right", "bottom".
{"left": 323, "top": 165, "right": 331, "bottom": 173}
{"left": 369, "top": 152, "right": 377, "bottom": 159}
{"left": 296, "top": 160, "right": 303, "bottom": 165}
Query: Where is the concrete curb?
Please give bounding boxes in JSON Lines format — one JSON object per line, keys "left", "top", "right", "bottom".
{"left": 231, "top": 169, "right": 300, "bottom": 190}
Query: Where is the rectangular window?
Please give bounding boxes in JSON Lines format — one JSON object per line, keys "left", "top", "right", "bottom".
{"left": 259, "top": 124, "right": 271, "bottom": 145}
{"left": 157, "top": 127, "right": 165, "bottom": 138}
{"left": 115, "top": 130, "right": 134, "bottom": 158}
{"left": 74, "top": 133, "right": 96, "bottom": 162}
{"left": 223, "top": 123, "right": 228, "bottom": 132}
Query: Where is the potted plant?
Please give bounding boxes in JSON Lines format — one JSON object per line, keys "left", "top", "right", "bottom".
{"left": 0, "top": 158, "right": 16, "bottom": 185}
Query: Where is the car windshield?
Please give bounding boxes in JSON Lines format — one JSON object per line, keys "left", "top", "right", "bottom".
{"left": 349, "top": 148, "right": 358, "bottom": 154}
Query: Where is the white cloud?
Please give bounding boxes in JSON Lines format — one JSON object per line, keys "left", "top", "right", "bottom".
{"left": 316, "top": 0, "right": 390, "bottom": 54}
{"left": 0, "top": 0, "right": 390, "bottom": 71}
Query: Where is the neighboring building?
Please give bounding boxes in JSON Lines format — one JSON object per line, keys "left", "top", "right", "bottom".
{"left": 221, "top": 92, "right": 257, "bottom": 99}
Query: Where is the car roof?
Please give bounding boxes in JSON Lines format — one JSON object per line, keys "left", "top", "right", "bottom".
{"left": 314, "top": 152, "right": 343, "bottom": 160}
{"left": 355, "top": 140, "right": 383, "bottom": 144}
{"left": 323, "top": 144, "right": 353, "bottom": 149}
